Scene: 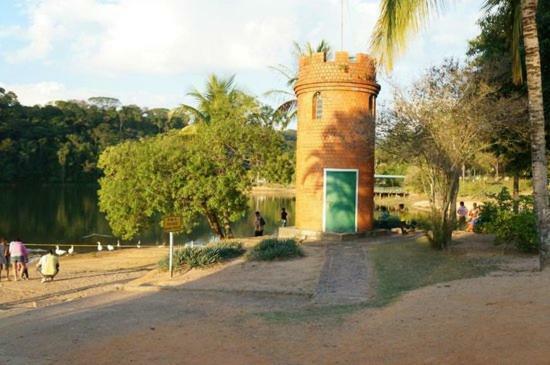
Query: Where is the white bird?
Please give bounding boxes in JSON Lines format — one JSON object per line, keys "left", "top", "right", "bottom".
{"left": 107, "top": 244, "right": 115, "bottom": 251}
{"left": 68, "top": 245, "right": 75, "bottom": 255}
{"left": 116, "top": 240, "right": 121, "bottom": 248}
{"left": 137, "top": 240, "right": 141, "bottom": 248}
{"left": 55, "top": 245, "right": 67, "bottom": 256}
{"left": 97, "top": 241, "right": 103, "bottom": 251}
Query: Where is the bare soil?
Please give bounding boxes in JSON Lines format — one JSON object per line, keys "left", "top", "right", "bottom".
{"left": 1, "top": 234, "right": 548, "bottom": 365}
{"left": 0, "top": 247, "right": 166, "bottom": 312}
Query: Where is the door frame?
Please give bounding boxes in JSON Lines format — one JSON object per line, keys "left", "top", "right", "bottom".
{"left": 322, "top": 168, "right": 359, "bottom": 233}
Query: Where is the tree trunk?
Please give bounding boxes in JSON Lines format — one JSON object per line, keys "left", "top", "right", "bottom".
{"left": 513, "top": 173, "right": 520, "bottom": 213}
{"left": 204, "top": 210, "right": 225, "bottom": 238}
{"left": 521, "top": 0, "right": 549, "bottom": 269}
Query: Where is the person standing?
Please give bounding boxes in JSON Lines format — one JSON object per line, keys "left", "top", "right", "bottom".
{"left": 9, "top": 238, "right": 26, "bottom": 281}
{"left": 0, "top": 238, "right": 9, "bottom": 281}
{"left": 457, "top": 201, "right": 469, "bottom": 229}
{"left": 280, "top": 208, "right": 289, "bottom": 227}
{"left": 254, "top": 211, "right": 265, "bottom": 237}
{"left": 36, "top": 249, "right": 60, "bottom": 283}
{"left": 21, "top": 243, "right": 30, "bottom": 280}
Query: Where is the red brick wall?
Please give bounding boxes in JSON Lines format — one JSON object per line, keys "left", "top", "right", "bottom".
{"left": 294, "top": 51, "right": 380, "bottom": 232}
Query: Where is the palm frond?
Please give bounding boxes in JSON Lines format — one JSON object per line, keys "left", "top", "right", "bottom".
{"left": 274, "top": 99, "right": 297, "bottom": 115}
{"left": 263, "top": 89, "right": 295, "bottom": 98}
{"left": 173, "top": 104, "right": 207, "bottom": 124}
{"left": 370, "top": 0, "right": 445, "bottom": 73}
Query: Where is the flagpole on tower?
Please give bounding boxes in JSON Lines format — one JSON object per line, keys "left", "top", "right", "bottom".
{"left": 340, "top": 0, "right": 344, "bottom": 50}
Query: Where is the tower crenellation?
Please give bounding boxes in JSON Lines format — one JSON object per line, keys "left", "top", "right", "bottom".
{"left": 295, "top": 51, "right": 378, "bottom": 96}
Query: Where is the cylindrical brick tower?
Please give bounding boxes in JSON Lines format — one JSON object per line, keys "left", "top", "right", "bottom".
{"left": 294, "top": 51, "right": 380, "bottom": 234}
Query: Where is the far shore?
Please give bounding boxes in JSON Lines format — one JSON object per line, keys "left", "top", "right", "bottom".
{"left": 251, "top": 185, "right": 295, "bottom": 197}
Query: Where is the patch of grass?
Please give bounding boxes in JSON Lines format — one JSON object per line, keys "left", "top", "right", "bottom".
{"left": 458, "top": 178, "right": 531, "bottom": 199}
{"left": 158, "top": 241, "right": 245, "bottom": 270}
{"left": 247, "top": 239, "right": 304, "bottom": 261}
{"left": 368, "top": 237, "right": 499, "bottom": 306}
{"left": 260, "top": 237, "right": 500, "bottom": 323}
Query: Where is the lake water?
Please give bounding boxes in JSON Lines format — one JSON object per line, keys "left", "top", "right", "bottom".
{"left": 0, "top": 185, "right": 295, "bottom": 250}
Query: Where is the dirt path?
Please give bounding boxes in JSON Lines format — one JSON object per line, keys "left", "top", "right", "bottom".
{"left": 0, "top": 267, "right": 548, "bottom": 365}
{"left": 313, "top": 241, "right": 370, "bottom": 305}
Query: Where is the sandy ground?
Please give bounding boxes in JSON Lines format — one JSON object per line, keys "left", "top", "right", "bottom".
{"left": 1, "top": 235, "right": 549, "bottom": 364}
{"left": 0, "top": 247, "right": 167, "bottom": 312}
{"left": 129, "top": 243, "right": 325, "bottom": 296}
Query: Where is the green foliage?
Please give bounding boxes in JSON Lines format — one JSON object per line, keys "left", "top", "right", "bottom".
{"left": 0, "top": 90, "right": 188, "bottom": 183}
{"left": 159, "top": 241, "right": 245, "bottom": 270}
{"left": 212, "top": 241, "right": 246, "bottom": 259}
{"left": 477, "top": 187, "right": 537, "bottom": 252}
{"left": 247, "top": 238, "right": 304, "bottom": 261}
{"left": 98, "top": 74, "right": 294, "bottom": 239}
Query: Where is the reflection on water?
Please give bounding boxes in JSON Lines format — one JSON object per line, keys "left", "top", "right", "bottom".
{"left": 0, "top": 185, "right": 295, "bottom": 249}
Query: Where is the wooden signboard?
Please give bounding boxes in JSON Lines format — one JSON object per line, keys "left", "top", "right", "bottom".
{"left": 163, "top": 216, "right": 182, "bottom": 232}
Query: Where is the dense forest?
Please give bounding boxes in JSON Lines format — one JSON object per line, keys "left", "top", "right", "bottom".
{"left": 0, "top": 92, "right": 188, "bottom": 183}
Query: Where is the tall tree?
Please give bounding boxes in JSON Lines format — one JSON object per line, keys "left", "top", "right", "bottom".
{"left": 380, "top": 61, "right": 491, "bottom": 248}
{"left": 370, "top": 0, "right": 548, "bottom": 267}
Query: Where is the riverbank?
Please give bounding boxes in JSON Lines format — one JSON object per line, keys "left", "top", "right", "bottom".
{"left": 251, "top": 184, "right": 295, "bottom": 196}
{"left": 0, "top": 247, "right": 167, "bottom": 314}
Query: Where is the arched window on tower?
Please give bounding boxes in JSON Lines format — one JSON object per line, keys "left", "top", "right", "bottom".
{"left": 312, "top": 92, "right": 323, "bottom": 119}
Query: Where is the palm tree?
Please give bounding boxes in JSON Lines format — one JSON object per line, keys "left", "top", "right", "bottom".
{"left": 172, "top": 74, "right": 256, "bottom": 125}
{"left": 370, "top": 0, "right": 548, "bottom": 268}
{"left": 267, "top": 40, "right": 333, "bottom": 126}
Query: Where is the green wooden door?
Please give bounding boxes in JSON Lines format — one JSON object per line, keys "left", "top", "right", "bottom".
{"left": 325, "top": 170, "right": 357, "bottom": 233}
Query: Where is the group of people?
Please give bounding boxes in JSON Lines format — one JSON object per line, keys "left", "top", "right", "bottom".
{"left": 457, "top": 201, "right": 481, "bottom": 231}
{"left": 0, "top": 237, "right": 60, "bottom": 283}
{"left": 253, "top": 208, "right": 289, "bottom": 237}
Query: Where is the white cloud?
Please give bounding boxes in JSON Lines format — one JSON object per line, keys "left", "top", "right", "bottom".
{"left": 1, "top": 0, "right": 485, "bottom": 107}
{"left": 5, "top": 0, "right": 384, "bottom": 75}
{"left": 1, "top": 80, "right": 183, "bottom": 107}
{"left": 1, "top": 81, "right": 75, "bottom": 105}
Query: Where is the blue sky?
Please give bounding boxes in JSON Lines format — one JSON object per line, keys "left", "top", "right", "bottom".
{"left": 0, "top": 0, "right": 484, "bottom": 109}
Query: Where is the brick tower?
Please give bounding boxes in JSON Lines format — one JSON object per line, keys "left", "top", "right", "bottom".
{"left": 293, "top": 51, "right": 380, "bottom": 234}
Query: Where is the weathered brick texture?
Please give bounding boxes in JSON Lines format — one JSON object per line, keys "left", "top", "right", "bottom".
{"left": 294, "top": 51, "right": 380, "bottom": 232}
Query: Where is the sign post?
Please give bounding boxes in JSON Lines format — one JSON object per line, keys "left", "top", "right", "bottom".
{"left": 163, "top": 216, "right": 182, "bottom": 279}
{"left": 169, "top": 231, "right": 174, "bottom": 278}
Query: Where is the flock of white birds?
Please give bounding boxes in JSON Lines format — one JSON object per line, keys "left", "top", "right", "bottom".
{"left": 53, "top": 240, "right": 142, "bottom": 256}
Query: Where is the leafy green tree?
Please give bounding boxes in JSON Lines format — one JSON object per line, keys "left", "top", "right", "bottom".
{"left": 98, "top": 114, "right": 288, "bottom": 239}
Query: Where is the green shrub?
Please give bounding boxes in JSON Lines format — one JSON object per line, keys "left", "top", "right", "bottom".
{"left": 208, "top": 241, "right": 245, "bottom": 259}
{"left": 159, "top": 241, "right": 245, "bottom": 270}
{"left": 248, "top": 239, "right": 304, "bottom": 261}
{"left": 476, "top": 188, "right": 538, "bottom": 253}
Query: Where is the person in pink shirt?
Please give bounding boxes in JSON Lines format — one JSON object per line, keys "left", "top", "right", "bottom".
{"left": 9, "top": 238, "right": 28, "bottom": 281}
